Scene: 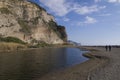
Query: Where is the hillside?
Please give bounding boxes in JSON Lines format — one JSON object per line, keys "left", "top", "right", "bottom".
{"left": 0, "top": 0, "right": 67, "bottom": 44}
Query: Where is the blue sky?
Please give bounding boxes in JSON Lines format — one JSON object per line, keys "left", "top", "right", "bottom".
{"left": 32, "top": 0, "right": 120, "bottom": 45}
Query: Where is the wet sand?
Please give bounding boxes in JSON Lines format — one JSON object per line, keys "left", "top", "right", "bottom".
{"left": 36, "top": 47, "right": 112, "bottom": 80}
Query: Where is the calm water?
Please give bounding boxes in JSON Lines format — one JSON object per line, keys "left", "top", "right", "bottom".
{"left": 0, "top": 47, "right": 88, "bottom": 80}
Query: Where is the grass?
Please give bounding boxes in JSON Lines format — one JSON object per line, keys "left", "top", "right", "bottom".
{"left": 0, "top": 42, "right": 27, "bottom": 51}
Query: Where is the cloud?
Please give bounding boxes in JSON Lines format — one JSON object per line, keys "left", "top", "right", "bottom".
{"left": 40, "top": 0, "right": 70, "bottom": 16}
{"left": 94, "top": 0, "right": 101, "bottom": 3}
{"left": 55, "top": 17, "right": 70, "bottom": 22}
{"left": 95, "top": 0, "right": 120, "bottom": 3}
{"left": 84, "top": 16, "right": 97, "bottom": 24}
{"left": 73, "top": 5, "right": 106, "bottom": 15}
{"left": 72, "top": 16, "right": 97, "bottom": 26}
{"left": 39, "top": 0, "right": 106, "bottom": 16}
{"left": 94, "top": 0, "right": 120, "bottom": 3}
{"left": 74, "top": 5, "right": 98, "bottom": 15}
{"left": 98, "top": 13, "right": 112, "bottom": 16}
{"left": 63, "top": 17, "right": 70, "bottom": 22}
{"left": 107, "top": 0, "right": 120, "bottom": 3}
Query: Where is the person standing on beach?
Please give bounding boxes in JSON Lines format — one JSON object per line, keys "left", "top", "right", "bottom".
{"left": 105, "top": 45, "right": 108, "bottom": 51}
{"left": 109, "top": 45, "right": 112, "bottom": 51}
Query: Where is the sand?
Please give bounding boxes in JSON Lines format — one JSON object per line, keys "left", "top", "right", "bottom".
{"left": 36, "top": 47, "right": 115, "bottom": 80}
{"left": 89, "top": 47, "right": 120, "bottom": 80}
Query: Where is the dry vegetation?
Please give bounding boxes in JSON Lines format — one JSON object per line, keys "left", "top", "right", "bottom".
{"left": 0, "top": 42, "right": 27, "bottom": 51}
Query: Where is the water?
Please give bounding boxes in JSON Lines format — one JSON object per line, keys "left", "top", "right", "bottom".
{"left": 0, "top": 47, "right": 88, "bottom": 80}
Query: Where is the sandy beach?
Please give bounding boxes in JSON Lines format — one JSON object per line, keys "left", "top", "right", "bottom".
{"left": 36, "top": 47, "right": 118, "bottom": 80}
{"left": 89, "top": 47, "right": 120, "bottom": 80}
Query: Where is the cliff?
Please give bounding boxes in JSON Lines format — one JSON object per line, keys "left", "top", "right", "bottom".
{"left": 0, "top": 0, "right": 67, "bottom": 44}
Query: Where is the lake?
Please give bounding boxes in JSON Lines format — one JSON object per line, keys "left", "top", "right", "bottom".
{"left": 0, "top": 47, "right": 88, "bottom": 80}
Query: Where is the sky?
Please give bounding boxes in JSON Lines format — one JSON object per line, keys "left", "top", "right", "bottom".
{"left": 32, "top": 0, "right": 120, "bottom": 45}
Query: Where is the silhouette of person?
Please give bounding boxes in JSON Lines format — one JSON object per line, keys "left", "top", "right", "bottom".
{"left": 108, "top": 45, "right": 111, "bottom": 51}
{"left": 105, "top": 45, "right": 108, "bottom": 51}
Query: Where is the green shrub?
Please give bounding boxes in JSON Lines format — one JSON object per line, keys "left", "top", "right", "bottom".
{"left": 28, "top": 41, "right": 51, "bottom": 48}
{"left": 0, "top": 37, "right": 26, "bottom": 44}
{"left": 31, "top": 17, "right": 41, "bottom": 25}
{"left": 48, "top": 21, "right": 67, "bottom": 41}
{"left": 57, "top": 26, "right": 67, "bottom": 41}
{"left": 18, "top": 19, "right": 31, "bottom": 34}
{"left": 37, "top": 41, "right": 50, "bottom": 47}
{"left": 48, "top": 20, "right": 57, "bottom": 31}
{"left": 0, "top": 7, "right": 12, "bottom": 14}
{"left": 48, "top": 21, "right": 62, "bottom": 38}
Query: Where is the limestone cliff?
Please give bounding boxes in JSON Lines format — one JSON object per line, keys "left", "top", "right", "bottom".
{"left": 0, "top": 0, "right": 67, "bottom": 44}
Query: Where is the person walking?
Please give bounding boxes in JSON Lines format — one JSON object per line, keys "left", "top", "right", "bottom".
{"left": 108, "top": 45, "right": 112, "bottom": 51}
{"left": 105, "top": 45, "right": 108, "bottom": 51}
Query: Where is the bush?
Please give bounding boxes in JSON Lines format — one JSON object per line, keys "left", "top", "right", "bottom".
{"left": 0, "top": 7, "right": 12, "bottom": 14}
{"left": 18, "top": 19, "right": 31, "bottom": 34}
{"left": 37, "top": 41, "right": 50, "bottom": 47}
{"left": 48, "top": 20, "right": 57, "bottom": 31}
{"left": 28, "top": 41, "right": 51, "bottom": 48}
{"left": 0, "top": 37, "right": 26, "bottom": 44}
{"left": 48, "top": 21, "right": 67, "bottom": 41}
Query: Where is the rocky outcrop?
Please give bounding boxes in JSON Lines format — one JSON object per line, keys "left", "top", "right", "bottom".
{"left": 0, "top": 0, "right": 67, "bottom": 44}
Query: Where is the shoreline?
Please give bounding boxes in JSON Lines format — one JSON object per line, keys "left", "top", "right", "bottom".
{"left": 0, "top": 44, "right": 75, "bottom": 53}
{"left": 36, "top": 46, "right": 109, "bottom": 80}
{"left": 81, "top": 47, "right": 110, "bottom": 80}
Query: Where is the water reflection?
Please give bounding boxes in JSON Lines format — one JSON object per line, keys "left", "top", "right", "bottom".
{"left": 0, "top": 48, "right": 88, "bottom": 80}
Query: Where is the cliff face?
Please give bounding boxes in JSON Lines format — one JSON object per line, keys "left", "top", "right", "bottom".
{"left": 0, "top": 0, "right": 67, "bottom": 44}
